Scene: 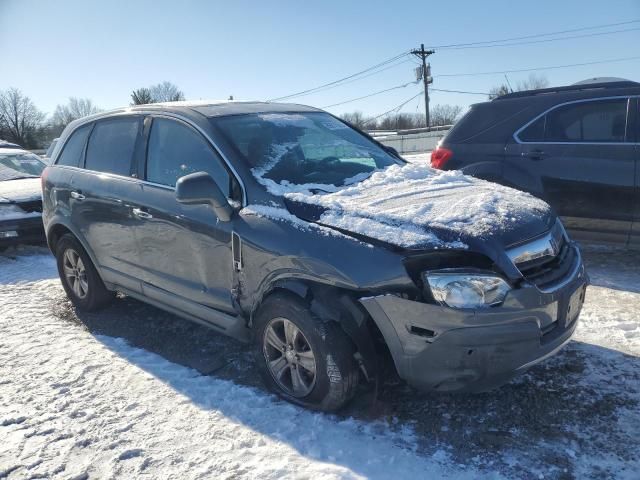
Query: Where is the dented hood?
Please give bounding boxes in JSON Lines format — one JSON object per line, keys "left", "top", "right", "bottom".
{"left": 283, "top": 163, "right": 555, "bottom": 250}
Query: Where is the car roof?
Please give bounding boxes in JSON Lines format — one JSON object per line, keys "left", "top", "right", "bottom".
{"left": 492, "top": 80, "right": 640, "bottom": 101}
{"left": 72, "top": 101, "right": 322, "bottom": 123}
{"left": 137, "top": 100, "right": 322, "bottom": 117}
{"left": 60, "top": 101, "right": 325, "bottom": 138}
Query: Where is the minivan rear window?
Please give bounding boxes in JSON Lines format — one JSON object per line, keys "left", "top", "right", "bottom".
{"left": 85, "top": 117, "right": 141, "bottom": 176}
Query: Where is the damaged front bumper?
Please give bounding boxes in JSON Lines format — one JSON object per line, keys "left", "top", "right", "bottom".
{"left": 359, "top": 253, "right": 588, "bottom": 393}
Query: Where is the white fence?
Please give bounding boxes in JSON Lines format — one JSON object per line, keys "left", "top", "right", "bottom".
{"left": 369, "top": 126, "right": 451, "bottom": 154}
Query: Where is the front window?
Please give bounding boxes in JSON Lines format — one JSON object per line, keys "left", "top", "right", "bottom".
{"left": 212, "top": 112, "right": 403, "bottom": 192}
{"left": 0, "top": 151, "right": 46, "bottom": 180}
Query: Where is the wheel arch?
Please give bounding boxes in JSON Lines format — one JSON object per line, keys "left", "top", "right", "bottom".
{"left": 46, "top": 219, "right": 104, "bottom": 284}
{"left": 253, "top": 278, "right": 383, "bottom": 382}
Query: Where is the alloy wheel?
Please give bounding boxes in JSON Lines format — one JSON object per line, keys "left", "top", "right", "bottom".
{"left": 263, "top": 317, "right": 317, "bottom": 397}
{"left": 62, "top": 248, "right": 89, "bottom": 299}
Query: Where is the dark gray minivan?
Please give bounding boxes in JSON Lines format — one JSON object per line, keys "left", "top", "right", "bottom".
{"left": 42, "top": 102, "right": 588, "bottom": 411}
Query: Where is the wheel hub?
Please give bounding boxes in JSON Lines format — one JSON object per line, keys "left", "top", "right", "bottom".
{"left": 263, "top": 317, "right": 317, "bottom": 398}
{"left": 284, "top": 346, "right": 296, "bottom": 363}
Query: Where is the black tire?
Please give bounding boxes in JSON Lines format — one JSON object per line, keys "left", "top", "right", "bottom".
{"left": 55, "top": 234, "right": 114, "bottom": 312}
{"left": 253, "top": 292, "right": 360, "bottom": 412}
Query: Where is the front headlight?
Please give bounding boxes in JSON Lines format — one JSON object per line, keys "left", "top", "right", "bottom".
{"left": 424, "top": 271, "right": 511, "bottom": 309}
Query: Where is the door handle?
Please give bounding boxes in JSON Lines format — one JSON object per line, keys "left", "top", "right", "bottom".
{"left": 70, "top": 191, "right": 85, "bottom": 200}
{"left": 132, "top": 208, "right": 153, "bottom": 219}
{"left": 522, "top": 150, "right": 547, "bottom": 161}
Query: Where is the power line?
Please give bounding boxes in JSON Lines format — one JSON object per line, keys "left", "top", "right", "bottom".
{"left": 436, "top": 55, "right": 640, "bottom": 77}
{"left": 362, "top": 91, "right": 423, "bottom": 126}
{"left": 432, "top": 27, "right": 640, "bottom": 50}
{"left": 430, "top": 87, "right": 490, "bottom": 95}
{"left": 267, "top": 51, "right": 410, "bottom": 102}
{"left": 428, "top": 19, "right": 640, "bottom": 48}
{"left": 321, "top": 80, "right": 419, "bottom": 108}
{"left": 284, "top": 57, "right": 414, "bottom": 101}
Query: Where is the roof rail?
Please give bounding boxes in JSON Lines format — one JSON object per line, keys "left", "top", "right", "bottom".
{"left": 493, "top": 80, "right": 639, "bottom": 101}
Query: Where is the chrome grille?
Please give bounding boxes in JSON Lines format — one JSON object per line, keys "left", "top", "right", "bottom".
{"left": 507, "top": 221, "right": 576, "bottom": 291}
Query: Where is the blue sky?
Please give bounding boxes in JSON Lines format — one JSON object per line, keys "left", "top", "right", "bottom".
{"left": 1, "top": 0, "right": 639, "bottom": 119}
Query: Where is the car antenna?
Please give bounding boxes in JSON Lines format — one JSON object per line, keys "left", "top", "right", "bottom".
{"left": 504, "top": 74, "right": 514, "bottom": 93}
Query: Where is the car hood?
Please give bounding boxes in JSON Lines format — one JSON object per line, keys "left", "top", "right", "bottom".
{"left": 0, "top": 177, "right": 42, "bottom": 203}
{"left": 283, "top": 163, "right": 555, "bottom": 251}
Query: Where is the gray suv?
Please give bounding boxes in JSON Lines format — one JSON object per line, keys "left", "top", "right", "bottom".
{"left": 42, "top": 102, "right": 588, "bottom": 411}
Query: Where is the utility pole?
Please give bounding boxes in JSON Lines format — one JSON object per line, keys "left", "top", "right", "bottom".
{"left": 411, "top": 44, "right": 435, "bottom": 129}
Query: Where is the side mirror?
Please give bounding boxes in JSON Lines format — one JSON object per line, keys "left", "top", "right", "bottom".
{"left": 175, "top": 171, "right": 234, "bottom": 222}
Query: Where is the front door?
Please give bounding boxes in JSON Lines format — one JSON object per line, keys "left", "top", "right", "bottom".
{"left": 133, "top": 116, "right": 237, "bottom": 313}
{"left": 504, "top": 97, "right": 635, "bottom": 245}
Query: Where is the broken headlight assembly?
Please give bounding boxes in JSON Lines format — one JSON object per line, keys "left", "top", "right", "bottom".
{"left": 424, "top": 270, "right": 511, "bottom": 309}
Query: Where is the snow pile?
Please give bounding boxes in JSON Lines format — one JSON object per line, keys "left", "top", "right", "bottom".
{"left": 284, "top": 163, "right": 550, "bottom": 248}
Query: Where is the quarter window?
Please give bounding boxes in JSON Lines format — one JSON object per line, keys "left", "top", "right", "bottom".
{"left": 85, "top": 117, "right": 141, "bottom": 175}
{"left": 518, "top": 116, "right": 545, "bottom": 142}
{"left": 544, "top": 99, "right": 628, "bottom": 143}
{"left": 146, "top": 117, "right": 230, "bottom": 195}
{"left": 57, "top": 124, "right": 92, "bottom": 167}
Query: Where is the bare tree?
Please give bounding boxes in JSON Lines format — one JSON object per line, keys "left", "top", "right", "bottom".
{"left": 340, "top": 111, "right": 370, "bottom": 129}
{"left": 51, "top": 97, "right": 101, "bottom": 127}
{"left": 150, "top": 81, "right": 185, "bottom": 102}
{"left": 488, "top": 84, "right": 511, "bottom": 99}
{"left": 489, "top": 74, "right": 550, "bottom": 99}
{"left": 131, "top": 82, "right": 185, "bottom": 105}
{"left": 0, "top": 88, "right": 45, "bottom": 146}
{"left": 517, "top": 73, "right": 549, "bottom": 91}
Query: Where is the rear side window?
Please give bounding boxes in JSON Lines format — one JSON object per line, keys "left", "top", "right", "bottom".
{"left": 523, "top": 98, "right": 629, "bottom": 143}
{"left": 85, "top": 117, "right": 141, "bottom": 175}
{"left": 146, "top": 117, "right": 230, "bottom": 195}
{"left": 57, "top": 124, "right": 92, "bottom": 167}
{"left": 545, "top": 99, "right": 628, "bottom": 142}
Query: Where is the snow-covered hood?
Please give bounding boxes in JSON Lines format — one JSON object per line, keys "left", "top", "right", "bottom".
{"left": 283, "top": 163, "right": 554, "bottom": 250}
{"left": 0, "top": 177, "right": 42, "bottom": 203}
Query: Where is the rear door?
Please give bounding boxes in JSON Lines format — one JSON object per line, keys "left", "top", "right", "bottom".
{"left": 133, "top": 115, "right": 237, "bottom": 314}
{"left": 72, "top": 115, "right": 147, "bottom": 292}
{"left": 505, "top": 97, "right": 635, "bottom": 245}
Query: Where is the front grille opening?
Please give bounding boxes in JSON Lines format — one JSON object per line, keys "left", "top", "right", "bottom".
{"left": 516, "top": 237, "right": 575, "bottom": 290}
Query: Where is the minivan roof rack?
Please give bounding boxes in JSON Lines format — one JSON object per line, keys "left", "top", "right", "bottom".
{"left": 493, "top": 80, "right": 639, "bottom": 100}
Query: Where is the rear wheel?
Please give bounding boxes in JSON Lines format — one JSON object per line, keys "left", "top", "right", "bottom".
{"left": 253, "top": 293, "right": 359, "bottom": 411}
{"left": 55, "top": 234, "right": 114, "bottom": 312}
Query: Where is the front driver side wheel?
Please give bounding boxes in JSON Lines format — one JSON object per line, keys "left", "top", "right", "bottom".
{"left": 253, "top": 293, "right": 360, "bottom": 411}
{"left": 55, "top": 234, "right": 114, "bottom": 312}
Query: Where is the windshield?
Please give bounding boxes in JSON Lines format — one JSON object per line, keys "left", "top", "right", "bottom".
{"left": 212, "top": 112, "right": 403, "bottom": 191}
{"left": 0, "top": 152, "right": 46, "bottom": 180}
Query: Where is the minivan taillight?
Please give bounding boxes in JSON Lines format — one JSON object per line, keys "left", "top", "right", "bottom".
{"left": 430, "top": 147, "right": 453, "bottom": 169}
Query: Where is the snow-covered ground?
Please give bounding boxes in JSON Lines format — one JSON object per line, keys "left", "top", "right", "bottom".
{"left": 1, "top": 245, "right": 639, "bottom": 479}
